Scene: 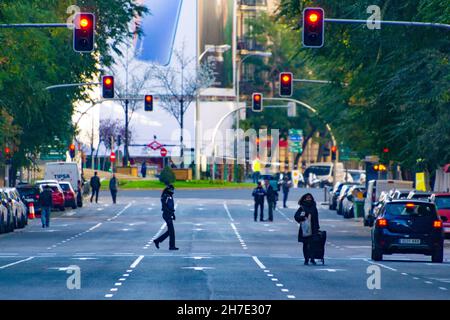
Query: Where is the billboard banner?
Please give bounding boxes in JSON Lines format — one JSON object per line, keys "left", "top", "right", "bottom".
{"left": 198, "top": 0, "right": 236, "bottom": 97}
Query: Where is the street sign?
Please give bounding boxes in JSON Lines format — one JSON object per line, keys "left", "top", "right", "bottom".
{"left": 160, "top": 148, "right": 168, "bottom": 157}
{"left": 148, "top": 140, "right": 163, "bottom": 151}
{"left": 292, "top": 170, "right": 300, "bottom": 189}
{"left": 289, "top": 129, "right": 303, "bottom": 153}
{"left": 110, "top": 152, "right": 116, "bottom": 162}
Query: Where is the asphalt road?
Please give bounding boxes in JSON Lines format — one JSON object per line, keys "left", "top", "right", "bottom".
{"left": 0, "top": 188, "right": 449, "bottom": 300}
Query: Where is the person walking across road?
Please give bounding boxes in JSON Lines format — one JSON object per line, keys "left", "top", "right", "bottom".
{"left": 39, "top": 185, "right": 53, "bottom": 228}
{"left": 90, "top": 171, "right": 101, "bottom": 203}
{"left": 252, "top": 182, "right": 266, "bottom": 222}
{"left": 141, "top": 161, "right": 147, "bottom": 178}
{"left": 154, "top": 185, "right": 178, "bottom": 250}
{"left": 295, "top": 193, "right": 320, "bottom": 265}
{"left": 264, "top": 179, "right": 276, "bottom": 222}
{"left": 281, "top": 174, "right": 292, "bottom": 208}
{"left": 109, "top": 174, "right": 118, "bottom": 204}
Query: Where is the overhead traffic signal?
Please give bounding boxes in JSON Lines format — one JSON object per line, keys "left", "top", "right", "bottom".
{"left": 73, "top": 13, "right": 95, "bottom": 53}
{"left": 69, "top": 144, "right": 76, "bottom": 159}
{"left": 279, "top": 72, "right": 293, "bottom": 97}
{"left": 252, "top": 93, "right": 263, "bottom": 112}
{"left": 144, "top": 95, "right": 154, "bottom": 112}
{"left": 303, "top": 8, "right": 325, "bottom": 48}
{"left": 331, "top": 146, "right": 337, "bottom": 161}
{"left": 102, "top": 76, "right": 114, "bottom": 99}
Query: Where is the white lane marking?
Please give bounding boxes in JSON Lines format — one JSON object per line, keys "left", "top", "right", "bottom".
{"left": 252, "top": 256, "right": 266, "bottom": 269}
{"left": 439, "top": 287, "right": 448, "bottom": 291}
{"left": 105, "top": 294, "right": 113, "bottom": 298}
{"left": 89, "top": 223, "right": 102, "bottom": 231}
{"left": 363, "top": 259, "right": 397, "bottom": 272}
{"left": 130, "top": 255, "right": 145, "bottom": 269}
{"left": 276, "top": 208, "right": 294, "bottom": 223}
{"left": 109, "top": 203, "right": 132, "bottom": 221}
{"left": 276, "top": 284, "right": 283, "bottom": 287}
{"left": 287, "top": 295, "right": 296, "bottom": 299}
{"left": 425, "top": 281, "right": 433, "bottom": 284}
{"left": 115, "top": 283, "right": 122, "bottom": 286}
{"left": 401, "top": 273, "right": 408, "bottom": 276}
{"left": 110, "top": 288, "right": 118, "bottom": 292}
{"left": 0, "top": 257, "right": 34, "bottom": 269}
{"left": 281, "top": 289, "right": 289, "bottom": 292}
{"left": 182, "top": 267, "right": 215, "bottom": 271}
{"left": 223, "top": 203, "right": 234, "bottom": 222}
{"left": 271, "top": 278, "right": 278, "bottom": 282}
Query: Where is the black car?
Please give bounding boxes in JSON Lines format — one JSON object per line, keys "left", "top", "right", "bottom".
{"left": 371, "top": 200, "right": 444, "bottom": 263}
{"left": 16, "top": 185, "right": 41, "bottom": 214}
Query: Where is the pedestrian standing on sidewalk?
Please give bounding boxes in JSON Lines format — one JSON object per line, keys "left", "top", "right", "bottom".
{"left": 141, "top": 161, "right": 147, "bottom": 178}
{"left": 39, "top": 185, "right": 53, "bottom": 228}
{"left": 252, "top": 182, "right": 266, "bottom": 222}
{"left": 295, "top": 193, "right": 320, "bottom": 265}
{"left": 154, "top": 185, "right": 178, "bottom": 250}
{"left": 281, "top": 174, "right": 292, "bottom": 208}
{"left": 109, "top": 174, "right": 118, "bottom": 204}
{"left": 90, "top": 171, "right": 101, "bottom": 203}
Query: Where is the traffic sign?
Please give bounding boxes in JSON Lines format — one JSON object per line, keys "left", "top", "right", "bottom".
{"left": 160, "top": 148, "right": 168, "bottom": 157}
{"left": 110, "top": 152, "right": 116, "bottom": 162}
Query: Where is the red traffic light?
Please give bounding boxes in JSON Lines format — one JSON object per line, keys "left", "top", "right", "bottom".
{"left": 80, "top": 18, "right": 90, "bottom": 28}
{"left": 308, "top": 13, "right": 319, "bottom": 23}
{"left": 69, "top": 144, "right": 75, "bottom": 151}
{"left": 73, "top": 13, "right": 95, "bottom": 53}
{"left": 383, "top": 148, "right": 390, "bottom": 153}
{"left": 145, "top": 95, "right": 154, "bottom": 112}
{"left": 145, "top": 95, "right": 152, "bottom": 102}
{"left": 102, "top": 76, "right": 114, "bottom": 99}
{"left": 4, "top": 147, "right": 11, "bottom": 154}
{"left": 282, "top": 74, "right": 291, "bottom": 83}
{"left": 279, "top": 72, "right": 293, "bottom": 97}
{"left": 331, "top": 146, "right": 337, "bottom": 153}
{"left": 254, "top": 94, "right": 261, "bottom": 102}
{"left": 303, "top": 8, "right": 325, "bottom": 48}
{"left": 252, "top": 93, "right": 263, "bottom": 112}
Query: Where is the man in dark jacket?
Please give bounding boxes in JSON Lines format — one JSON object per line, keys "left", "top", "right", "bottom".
{"left": 39, "top": 185, "right": 53, "bottom": 228}
{"left": 281, "top": 174, "right": 292, "bottom": 208}
{"left": 295, "top": 193, "right": 320, "bottom": 265}
{"left": 252, "top": 182, "right": 266, "bottom": 222}
{"left": 109, "top": 174, "right": 118, "bottom": 204}
{"left": 90, "top": 171, "right": 101, "bottom": 203}
{"left": 141, "top": 161, "right": 147, "bottom": 178}
{"left": 264, "top": 179, "right": 276, "bottom": 222}
{"left": 154, "top": 185, "right": 178, "bottom": 250}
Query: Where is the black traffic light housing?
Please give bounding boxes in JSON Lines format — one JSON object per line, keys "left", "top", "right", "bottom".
{"left": 303, "top": 8, "right": 325, "bottom": 48}
{"left": 279, "top": 72, "right": 293, "bottom": 97}
{"left": 69, "top": 144, "right": 76, "bottom": 159}
{"left": 331, "top": 146, "right": 337, "bottom": 161}
{"left": 73, "top": 13, "right": 95, "bottom": 53}
{"left": 252, "top": 93, "right": 263, "bottom": 112}
{"left": 102, "top": 76, "right": 114, "bottom": 99}
{"left": 144, "top": 95, "right": 154, "bottom": 112}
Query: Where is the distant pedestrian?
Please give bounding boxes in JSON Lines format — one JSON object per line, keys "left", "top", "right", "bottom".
{"left": 282, "top": 174, "right": 292, "bottom": 208}
{"left": 76, "top": 180, "right": 83, "bottom": 208}
{"left": 252, "top": 182, "right": 266, "bottom": 222}
{"left": 264, "top": 179, "right": 276, "bottom": 222}
{"left": 109, "top": 174, "right": 118, "bottom": 204}
{"left": 295, "top": 193, "right": 320, "bottom": 265}
{"left": 39, "top": 185, "right": 53, "bottom": 228}
{"left": 141, "top": 161, "right": 147, "bottom": 178}
{"left": 154, "top": 185, "right": 178, "bottom": 250}
{"left": 252, "top": 158, "right": 261, "bottom": 183}
{"left": 90, "top": 171, "right": 101, "bottom": 203}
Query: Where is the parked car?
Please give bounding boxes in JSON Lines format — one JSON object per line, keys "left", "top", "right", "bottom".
{"left": 0, "top": 191, "right": 11, "bottom": 234}
{"left": 59, "top": 182, "right": 77, "bottom": 209}
{"left": 337, "top": 184, "right": 352, "bottom": 215}
{"left": 329, "top": 182, "right": 358, "bottom": 210}
{"left": 371, "top": 200, "right": 444, "bottom": 263}
{"left": 38, "top": 184, "right": 65, "bottom": 211}
{"left": 430, "top": 193, "right": 450, "bottom": 239}
{"left": 4, "top": 188, "right": 27, "bottom": 229}
{"left": 347, "top": 169, "right": 366, "bottom": 185}
{"left": 364, "top": 180, "right": 414, "bottom": 227}
{"left": 304, "top": 162, "right": 347, "bottom": 188}
{"left": 391, "top": 189, "right": 412, "bottom": 200}
{"left": 16, "top": 184, "right": 41, "bottom": 214}
{"left": 407, "top": 191, "right": 433, "bottom": 201}
{"left": 342, "top": 185, "right": 366, "bottom": 219}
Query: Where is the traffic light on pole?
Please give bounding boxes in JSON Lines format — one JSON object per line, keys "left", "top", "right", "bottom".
{"left": 252, "top": 93, "right": 263, "bottom": 112}
{"left": 69, "top": 144, "right": 76, "bottom": 159}
{"left": 303, "top": 8, "right": 325, "bottom": 48}
{"left": 144, "top": 95, "right": 153, "bottom": 112}
{"left": 73, "top": 13, "right": 95, "bottom": 53}
{"left": 102, "top": 76, "right": 114, "bottom": 99}
{"left": 279, "top": 72, "right": 293, "bottom": 97}
{"left": 331, "top": 145, "right": 337, "bottom": 161}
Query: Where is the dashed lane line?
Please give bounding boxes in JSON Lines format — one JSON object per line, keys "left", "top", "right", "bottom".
{"left": 0, "top": 257, "right": 34, "bottom": 270}
{"left": 105, "top": 255, "right": 145, "bottom": 299}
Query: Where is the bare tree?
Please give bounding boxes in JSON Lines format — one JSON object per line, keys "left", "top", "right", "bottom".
{"left": 151, "top": 43, "right": 215, "bottom": 168}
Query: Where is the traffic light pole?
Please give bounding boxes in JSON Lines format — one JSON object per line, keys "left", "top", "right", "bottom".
{"left": 0, "top": 23, "right": 72, "bottom": 29}
{"left": 325, "top": 18, "right": 450, "bottom": 30}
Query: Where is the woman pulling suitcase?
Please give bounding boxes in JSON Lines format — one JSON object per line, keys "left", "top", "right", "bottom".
{"left": 295, "top": 193, "right": 322, "bottom": 265}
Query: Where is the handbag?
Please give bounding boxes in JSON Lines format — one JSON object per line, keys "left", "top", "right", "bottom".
{"left": 300, "top": 214, "right": 312, "bottom": 238}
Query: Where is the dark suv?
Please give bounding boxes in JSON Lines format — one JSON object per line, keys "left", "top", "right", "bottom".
{"left": 371, "top": 200, "right": 444, "bottom": 263}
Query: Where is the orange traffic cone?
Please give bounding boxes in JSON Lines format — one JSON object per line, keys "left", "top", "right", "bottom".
{"left": 28, "top": 202, "right": 36, "bottom": 219}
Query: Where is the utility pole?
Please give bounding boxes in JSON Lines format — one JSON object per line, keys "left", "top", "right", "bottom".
{"left": 124, "top": 99, "right": 129, "bottom": 167}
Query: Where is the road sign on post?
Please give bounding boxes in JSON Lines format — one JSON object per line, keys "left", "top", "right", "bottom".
{"left": 288, "top": 129, "right": 303, "bottom": 153}
{"left": 160, "top": 148, "right": 168, "bottom": 157}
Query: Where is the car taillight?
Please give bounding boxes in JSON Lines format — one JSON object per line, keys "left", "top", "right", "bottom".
{"left": 377, "top": 218, "right": 388, "bottom": 228}
{"left": 433, "top": 220, "right": 443, "bottom": 229}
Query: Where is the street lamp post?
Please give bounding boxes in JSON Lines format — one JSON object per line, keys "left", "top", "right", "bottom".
{"left": 195, "top": 44, "right": 231, "bottom": 180}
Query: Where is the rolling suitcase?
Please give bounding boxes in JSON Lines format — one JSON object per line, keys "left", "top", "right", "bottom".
{"left": 309, "top": 230, "right": 327, "bottom": 265}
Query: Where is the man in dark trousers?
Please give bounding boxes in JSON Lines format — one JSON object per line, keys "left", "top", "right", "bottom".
{"left": 264, "top": 178, "right": 276, "bottom": 222}
{"left": 252, "top": 182, "right": 266, "bottom": 222}
{"left": 90, "top": 171, "right": 101, "bottom": 203}
{"left": 109, "top": 174, "right": 118, "bottom": 204}
{"left": 141, "top": 161, "right": 147, "bottom": 178}
{"left": 281, "top": 174, "right": 292, "bottom": 208}
{"left": 39, "top": 185, "right": 53, "bottom": 228}
{"left": 154, "top": 185, "right": 178, "bottom": 250}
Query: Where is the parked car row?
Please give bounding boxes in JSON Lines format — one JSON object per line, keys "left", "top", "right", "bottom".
{"left": 1, "top": 180, "right": 83, "bottom": 235}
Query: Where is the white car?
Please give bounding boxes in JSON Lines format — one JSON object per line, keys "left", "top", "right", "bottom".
{"left": 4, "top": 188, "right": 27, "bottom": 229}
{"left": 0, "top": 190, "right": 11, "bottom": 233}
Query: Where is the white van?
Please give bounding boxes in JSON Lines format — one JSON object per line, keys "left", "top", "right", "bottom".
{"left": 363, "top": 179, "right": 414, "bottom": 226}
{"left": 304, "top": 162, "right": 346, "bottom": 187}
{"left": 44, "top": 162, "right": 81, "bottom": 192}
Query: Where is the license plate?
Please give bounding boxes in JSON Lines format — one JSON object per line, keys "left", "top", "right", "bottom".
{"left": 399, "top": 239, "right": 421, "bottom": 245}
